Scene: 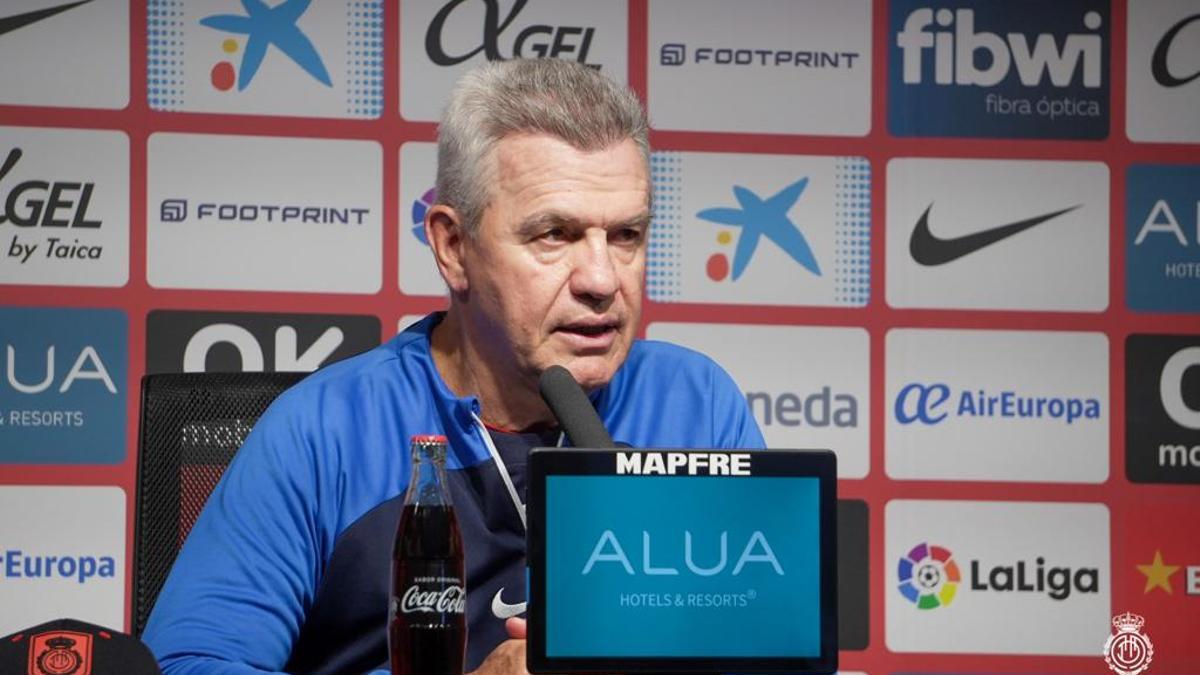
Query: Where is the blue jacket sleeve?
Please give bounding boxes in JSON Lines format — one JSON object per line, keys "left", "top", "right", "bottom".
{"left": 708, "top": 359, "right": 767, "bottom": 450}
{"left": 142, "top": 393, "right": 334, "bottom": 674}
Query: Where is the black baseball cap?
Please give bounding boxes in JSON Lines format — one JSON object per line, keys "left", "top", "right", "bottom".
{"left": 1, "top": 618, "right": 160, "bottom": 675}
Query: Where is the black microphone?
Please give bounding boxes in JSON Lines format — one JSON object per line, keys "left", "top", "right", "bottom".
{"left": 538, "top": 365, "right": 614, "bottom": 447}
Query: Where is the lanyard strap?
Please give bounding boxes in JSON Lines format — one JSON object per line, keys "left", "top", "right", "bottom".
{"left": 471, "top": 412, "right": 564, "bottom": 533}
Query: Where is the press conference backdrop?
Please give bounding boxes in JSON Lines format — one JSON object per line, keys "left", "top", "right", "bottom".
{"left": 0, "top": 0, "right": 1197, "bottom": 672}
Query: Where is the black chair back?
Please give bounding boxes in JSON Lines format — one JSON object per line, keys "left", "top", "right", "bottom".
{"left": 133, "top": 372, "right": 304, "bottom": 637}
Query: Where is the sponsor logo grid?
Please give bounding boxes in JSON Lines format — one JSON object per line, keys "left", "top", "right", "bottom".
{"left": 1, "top": 0, "right": 1197, "bottom": 670}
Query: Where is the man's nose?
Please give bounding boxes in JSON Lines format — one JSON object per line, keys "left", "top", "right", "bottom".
{"left": 569, "top": 230, "right": 619, "bottom": 301}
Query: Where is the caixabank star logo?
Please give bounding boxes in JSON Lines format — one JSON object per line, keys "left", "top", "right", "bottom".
{"left": 648, "top": 152, "right": 870, "bottom": 307}
{"left": 148, "top": 0, "right": 382, "bottom": 118}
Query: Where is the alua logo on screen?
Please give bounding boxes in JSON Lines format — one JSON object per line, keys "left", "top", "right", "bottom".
{"left": 897, "top": 541, "right": 1100, "bottom": 610}
{"left": 894, "top": 382, "right": 1102, "bottom": 426}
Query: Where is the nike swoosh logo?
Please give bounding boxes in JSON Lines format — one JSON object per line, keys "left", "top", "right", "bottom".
{"left": 491, "top": 588, "right": 526, "bottom": 619}
{"left": 909, "top": 203, "right": 1081, "bottom": 266}
{"left": 0, "top": 0, "right": 93, "bottom": 38}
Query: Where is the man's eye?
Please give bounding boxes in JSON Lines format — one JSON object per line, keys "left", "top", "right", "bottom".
{"left": 540, "top": 228, "right": 567, "bottom": 242}
{"left": 613, "top": 228, "right": 644, "bottom": 244}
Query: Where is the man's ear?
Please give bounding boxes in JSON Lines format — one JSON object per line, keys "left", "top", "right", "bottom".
{"left": 426, "top": 204, "right": 469, "bottom": 294}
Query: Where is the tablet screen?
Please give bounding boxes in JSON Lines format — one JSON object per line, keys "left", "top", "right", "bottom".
{"left": 527, "top": 449, "right": 837, "bottom": 673}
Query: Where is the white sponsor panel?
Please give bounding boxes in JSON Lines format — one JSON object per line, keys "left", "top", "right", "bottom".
{"left": 886, "top": 499, "right": 1110, "bottom": 655}
{"left": 647, "top": 322, "right": 869, "bottom": 478}
{"left": 147, "top": 0, "right": 382, "bottom": 118}
{"left": 649, "top": 0, "right": 871, "bottom": 136}
{"left": 648, "top": 152, "right": 871, "bottom": 307}
{"left": 1127, "top": 0, "right": 1200, "bottom": 142}
{"left": 886, "top": 329, "right": 1108, "bottom": 483}
{"left": 886, "top": 158, "right": 1109, "bottom": 311}
{"left": 398, "top": 314, "right": 428, "bottom": 333}
{"left": 0, "top": 127, "right": 129, "bottom": 287}
{"left": 147, "top": 133, "right": 381, "bottom": 293}
{"left": 0, "top": 0, "right": 128, "bottom": 109}
{"left": 0, "top": 486, "right": 125, "bottom": 635}
{"left": 401, "top": 0, "right": 628, "bottom": 121}
{"left": 399, "top": 142, "right": 449, "bottom": 296}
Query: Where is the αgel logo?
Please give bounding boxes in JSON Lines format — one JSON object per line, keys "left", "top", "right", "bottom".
{"left": 1, "top": 147, "right": 104, "bottom": 266}
{"left": 1152, "top": 12, "right": 1200, "bottom": 88}
{"left": 426, "top": 0, "right": 600, "bottom": 68}
{"left": 889, "top": 0, "right": 1110, "bottom": 139}
{"left": 894, "top": 382, "right": 1101, "bottom": 426}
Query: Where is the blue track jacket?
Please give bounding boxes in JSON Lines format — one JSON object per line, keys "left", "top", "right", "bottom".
{"left": 144, "top": 314, "right": 765, "bottom": 674}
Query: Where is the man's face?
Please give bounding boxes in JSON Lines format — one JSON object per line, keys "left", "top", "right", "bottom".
{"left": 458, "top": 133, "right": 650, "bottom": 391}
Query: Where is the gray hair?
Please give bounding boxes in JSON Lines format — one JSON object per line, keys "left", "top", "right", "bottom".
{"left": 436, "top": 58, "right": 650, "bottom": 237}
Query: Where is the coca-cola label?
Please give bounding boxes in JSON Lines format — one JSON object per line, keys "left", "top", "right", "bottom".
{"left": 399, "top": 582, "right": 467, "bottom": 615}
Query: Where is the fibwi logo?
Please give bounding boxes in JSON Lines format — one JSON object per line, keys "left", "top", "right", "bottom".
{"left": 148, "top": 0, "right": 382, "bottom": 118}
{"left": 888, "top": 0, "right": 1110, "bottom": 139}
{"left": 1126, "top": 165, "right": 1200, "bottom": 312}
{"left": 648, "top": 152, "right": 869, "bottom": 307}
{"left": 897, "top": 542, "right": 959, "bottom": 609}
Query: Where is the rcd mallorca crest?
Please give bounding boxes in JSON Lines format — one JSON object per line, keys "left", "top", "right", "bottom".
{"left": 1104, "top": 612, "right": 1153, "bottom": 675}
{"left": 28, "top": 631, "right": 92, "bottom": 675}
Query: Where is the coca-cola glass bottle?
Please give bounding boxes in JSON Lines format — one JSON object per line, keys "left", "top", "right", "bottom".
{"left": 389, "top": 435, "right": 467, "bottom": 675}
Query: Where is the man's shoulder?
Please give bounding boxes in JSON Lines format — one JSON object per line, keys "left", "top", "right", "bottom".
{"left": 625, "top": 338, "right": 726, "bottom": 376}
{"left": 267, "top": 327, "right": 433, "bottom": 417}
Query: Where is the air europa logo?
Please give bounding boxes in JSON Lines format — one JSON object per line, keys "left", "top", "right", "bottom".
{"left": 894, "top": 382, "right": 1102, "bottom": 425}
{"left": 425, "top": 0, "right": 600, "bottom": 68}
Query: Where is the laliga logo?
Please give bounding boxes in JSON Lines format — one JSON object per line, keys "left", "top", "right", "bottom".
{"left": 582, "top": 530, "right": 784, "bottom": 577}
{"left": 1104, "top": 612, "right": 1153, "bottom": 675}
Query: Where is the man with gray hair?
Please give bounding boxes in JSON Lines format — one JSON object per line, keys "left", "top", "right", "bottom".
{"left": 144, "top": 59, "right": 763, "bottom": 674}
